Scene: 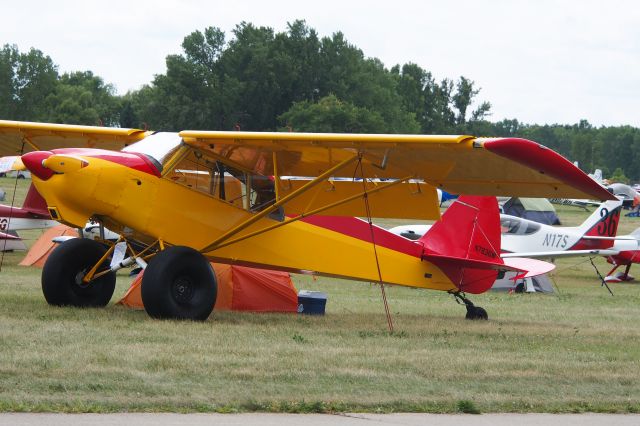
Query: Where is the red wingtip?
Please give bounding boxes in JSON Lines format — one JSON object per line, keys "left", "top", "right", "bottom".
{"left": 483, "top": 138, "right": 616, "bottom": 201}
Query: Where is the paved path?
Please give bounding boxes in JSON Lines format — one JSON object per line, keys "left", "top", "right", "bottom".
{"left": 1, "top": 413, "right": 638, "bottom": 425}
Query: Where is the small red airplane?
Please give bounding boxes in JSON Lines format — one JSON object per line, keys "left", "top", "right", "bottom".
{"left": 0, "top": 180, "right": 55, "bottom": 252}
{"left": 0, "top": 120, "right": 615, "bottom": 321}
{"left": 604, "top": 228, "right": 640, "bottom": 282}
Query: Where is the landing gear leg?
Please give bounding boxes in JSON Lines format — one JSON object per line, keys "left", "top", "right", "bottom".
{"left": 605, "top": 264, "right": 620, "bottom": 280}
{"left": 622, "top": 264, "right": 632, "bottom": 281}
{"left": 452, "top": 292, "right": 488, "bottom": 320}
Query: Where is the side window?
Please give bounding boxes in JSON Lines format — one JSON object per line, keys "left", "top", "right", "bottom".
{"left": 523, "top": 221, "right": 541, "bottom": 234}
{"left": 500, "top": 217, "right": 521, "bottom": 234}
{"left": 167, "top": 162, "right": 211, "bottom": 195}
{"left": 164, "top": 149, "right": 278, "bottom": 216}
{"left": 165, "top": 150, "right": 245, "bottom": 209}
{"left": 500, "top": 216, "right": 541, "bottom": 235}
{"left": 249, "top": 175, "right": 276, "bottom": 212}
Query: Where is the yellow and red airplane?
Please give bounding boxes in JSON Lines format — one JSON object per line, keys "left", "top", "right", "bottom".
{"left": 0, "top": 120, "right": 615, "bottom": 321}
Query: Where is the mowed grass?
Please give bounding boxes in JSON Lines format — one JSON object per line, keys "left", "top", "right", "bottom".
{"left": 0, "top": 177, "right": 639, "bottom": 413}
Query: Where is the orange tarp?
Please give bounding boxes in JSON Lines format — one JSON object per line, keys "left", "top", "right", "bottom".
{"left": 19, "top": 224, "right": 77, "bottom": 267}
{"left": 118, "top": 263, "right": 298, "bottom": 313}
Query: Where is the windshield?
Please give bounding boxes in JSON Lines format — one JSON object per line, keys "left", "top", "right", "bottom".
{"left": 123, "top": 132, "right": 183, "bottom": 166}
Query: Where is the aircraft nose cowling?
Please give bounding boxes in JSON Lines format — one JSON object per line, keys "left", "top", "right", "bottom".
{"left": 21, "top": 151, "right": 55, "bottom": 180}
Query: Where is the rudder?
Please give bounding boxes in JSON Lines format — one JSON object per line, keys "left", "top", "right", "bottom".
{"left": 420, "top": 196, "right": 503, "bottom": 294}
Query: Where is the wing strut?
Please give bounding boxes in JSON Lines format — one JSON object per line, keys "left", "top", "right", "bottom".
{"left": 22, "top": 135, "right": 40, "bottom": 152}
{"left": 208, "top": 174, "right": 415, "bottom": 252}
{"left": 272, "top": 152, "right": 280, "bottom": 201}
{"left": 200, "top": 154, "right": 360, "bottom": 253}
{"left": 356, "top": 157, "right": 394, "bottom": 333}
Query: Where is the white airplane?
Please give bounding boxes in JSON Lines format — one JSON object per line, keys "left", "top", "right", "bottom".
{"left": 390, "top": 199, "right": 638, "bottom": 259}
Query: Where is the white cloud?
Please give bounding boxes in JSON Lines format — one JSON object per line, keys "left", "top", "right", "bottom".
{"left": 1, "top": 0, "right": 639, "bottom": 126}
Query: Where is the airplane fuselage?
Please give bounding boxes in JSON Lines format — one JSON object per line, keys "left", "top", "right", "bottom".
{"left": 25, "top": 148, "right": 462, "bottom": 292}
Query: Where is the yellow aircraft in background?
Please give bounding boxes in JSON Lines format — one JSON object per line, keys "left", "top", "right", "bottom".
{"left": 0, "top": 120, "right": 614, "bottom": 320}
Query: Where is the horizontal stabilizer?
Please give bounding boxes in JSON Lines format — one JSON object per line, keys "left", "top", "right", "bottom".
{"left": 502, "top": 257, "right": 556, "bottom": 278}
{"left": 0, "top": 231, "right": 21, "bottom": 241}
{"left": 501, "top": 249, "right": 621, "bottom": 259}
{"left": 581, "top": 236, "right": 635, "bottom": 241}
{"left": 422, "top": 253, "right": 525, "bottom": 272}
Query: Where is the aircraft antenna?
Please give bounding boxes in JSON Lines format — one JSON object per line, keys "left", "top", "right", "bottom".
{"left": 0, "top": 139, "right": 25, "bottom": 272}
{"left": 355, "top": 155, "right": 394, "bottom": 333}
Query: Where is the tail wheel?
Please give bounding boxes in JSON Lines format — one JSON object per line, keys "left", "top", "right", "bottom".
{"left": 465, "top": 306, "right": 488, "bottom": 320}
{"left": 141, "top": 246, "right": 217, "bottom": 321}
{"left": 42, "top": 238, "right": 116, "bottom": 307}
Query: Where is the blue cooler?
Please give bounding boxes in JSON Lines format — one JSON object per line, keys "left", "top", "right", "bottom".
{"left": 297, "top": 290, "right": 327, "bottom": 315}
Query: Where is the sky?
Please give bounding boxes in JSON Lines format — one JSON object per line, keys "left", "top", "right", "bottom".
{"left": 2, "top": 0, "right": 639, "bottom": 127}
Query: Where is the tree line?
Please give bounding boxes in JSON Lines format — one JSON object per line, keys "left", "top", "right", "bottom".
{"left": 1, "top": 20, "right": 639, "bottom": 181}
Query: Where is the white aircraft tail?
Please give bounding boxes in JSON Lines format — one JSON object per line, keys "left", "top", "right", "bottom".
{"left": 576, "top": 200, "right": 622, "bottom": 238}
{"left": 589, "top": 169, "right": 603, "bottom": 184}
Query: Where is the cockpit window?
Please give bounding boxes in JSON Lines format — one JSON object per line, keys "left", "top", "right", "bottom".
{"left": 500, "top": 216, "right": 541, "bottom": 235}
{"left": 163, "top": 147, "right": 281, "bottom": 219}
{"left": 123, "top": 132, "right": 183, "bottom": 166}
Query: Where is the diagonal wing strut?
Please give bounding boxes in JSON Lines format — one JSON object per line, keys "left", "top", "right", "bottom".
{"left": 200, "top": 153, "right": 360, "bottom": 253}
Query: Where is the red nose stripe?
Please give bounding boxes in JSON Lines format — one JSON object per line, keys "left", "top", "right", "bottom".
{"left": 50, "top": 148, "right": 161, "bottom": 177}
{"left": 299, "top": 215, "right": 424, "bottom": 257}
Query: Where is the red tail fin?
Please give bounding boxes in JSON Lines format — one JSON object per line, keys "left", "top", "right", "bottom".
{"left": 420, "top": 196, "right": 504, "bottom": 294}
{"left": 22, "top": 184, "right": 49, "bottom": 217}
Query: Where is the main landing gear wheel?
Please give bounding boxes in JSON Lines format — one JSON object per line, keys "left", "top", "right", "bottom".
{"left": 141, "top": 246, "right": 217, "bottom": 321}
{"left": 42, "top": 238, "right": 116, "bottom": 307}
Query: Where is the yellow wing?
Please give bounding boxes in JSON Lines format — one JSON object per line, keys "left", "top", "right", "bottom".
{"left": 0, "top": 121, "right": 613, "bottom": 221}
{"left": 0, "top": 120, "right": 149, "bottom": 155}
{"left": 180, "top": 130, "right": 614, "bottom": 202}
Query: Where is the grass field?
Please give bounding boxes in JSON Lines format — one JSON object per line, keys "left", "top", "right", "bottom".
{"left": 0, "top": 177, "right": 639, "bottom": 413}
